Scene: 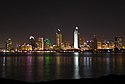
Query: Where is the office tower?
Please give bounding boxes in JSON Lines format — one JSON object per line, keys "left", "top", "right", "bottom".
{"left": 74, "top": 27, "right": 79, "bottom": 49}
{"left": 37, "top": 37, "right": 44, "bottom": 50}
{"left": 29, "top": 36, "right": 37, "bottom": 50}
{"left": 115, "top": 37, "right": 123, "bottom": 50}
{"left": 44, "top": 38, "right": 51, "bottom": 50}
{"left": 91, "top": 35, "right": 97, "bottom": 51}
{"left": 6, "top": 38, "right": 12, "bottom": 51}
{"left": 56, "top": 29, "right": 63, "bottom": 49}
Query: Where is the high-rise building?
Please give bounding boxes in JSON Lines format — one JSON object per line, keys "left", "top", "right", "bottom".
{"left": 29, "top": 36, "right": 37, "bottom": 50}
{"left": 37, "top": 37, "right": 44, "bottom": 50}
{"left": 6, "top": 38, "right": 13, "bottom": 51}
{"left": 56, "top": 29, "right": 63, "bottom": 49}
{"left": 115, "top": 37, "right": 123, "bottom": 50}
{"left": 91, "top": 35, "right": 97, "bottom": 51}
{"left": 44, "top": 38, "right": 52, "bottom": 50}
{"left": 74, "top": 27, "right": 79, "bottom": 49}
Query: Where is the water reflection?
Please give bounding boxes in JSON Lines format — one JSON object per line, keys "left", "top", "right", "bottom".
{"left": 82, "top": 55, "right": 92, "bottom": 78}
{"left": 74, "top": 52, "right": 80, "bottom": 79}
{"left": 0, "top": 53, "right": 125, "bottom": 82}
{"left": 25, "top": 55, "right": 33, "bottom": 81}
{"left": 1, "top": 56, "right": 6, "bottom": 78}
{"left": 56, "top": 53, "right": 61, "bottom": 79}
{"left": 105, "top": 53, "right": 110, "bottom": 73}
{"left": 3, "top": 56, "right": 5, "bottom": 66}
{"left": 44, "top": 53, "right": 51, "bottom": 80}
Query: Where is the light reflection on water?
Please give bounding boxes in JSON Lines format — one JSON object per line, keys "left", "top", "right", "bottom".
{"left": 0, "top": 53, "right": 125, "bottom": 82}
{"left": 74, "top": 52, "right": 80, "bottom": 79}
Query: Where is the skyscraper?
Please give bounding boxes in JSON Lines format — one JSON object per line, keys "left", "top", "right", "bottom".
{"left": 91, "top": 35, "right": 97, "bottom": 51}
{"left": 37, "top": 37, "right": 44, "bottom": 50}
{"left": 56, "top": 29, "right": 63, "bottom": 49}
{"left": 115, "top": 37, "right": 123, "bottom": 50}
{"left": 29, "top": 36, "right": 37, "bottom": 50}
{"left": 44, "top": 38, "right": 51, "bottom": 50}
{"left": 6, "top": 38, "right": 12, "bottom": 51}
{"left": 74, "top": 27, "right": 79, "bottom": 49}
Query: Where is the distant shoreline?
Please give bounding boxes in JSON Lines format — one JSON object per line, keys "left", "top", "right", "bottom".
{"left": 0, "top": 51, "right": 125, "bottom": 56}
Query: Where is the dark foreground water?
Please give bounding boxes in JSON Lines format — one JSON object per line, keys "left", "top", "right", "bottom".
{"left": 0, "top": 52, "right": 125, "bottom": 82}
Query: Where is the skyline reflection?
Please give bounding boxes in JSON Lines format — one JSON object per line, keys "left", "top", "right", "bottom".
{"left": 74, "top": 52, "right": 80, "bottom": 79}
{"left": 0, "top": 53, "right": 125, "bottom": 82}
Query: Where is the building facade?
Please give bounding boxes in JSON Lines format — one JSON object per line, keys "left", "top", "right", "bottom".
{"left": 74, "top": 27, "right": 79, "bottom": 49}
{"left": 37, "top": 37, "right": 44, "bottom": 50}
{"left": 56, "top": 29, "right": 63, "bottom": 49}
{"left": 115, "top": 37, "right": 123, "bottom": 50}
{"left": 6, "top": 38, "right": 13, "bottom": 51}
{"left": 29, "top": 36, "right": 37, "bottom": 50}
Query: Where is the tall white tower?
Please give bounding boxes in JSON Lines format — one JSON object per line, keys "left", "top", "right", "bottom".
{"left": 74, "top": 27, "right": 79, "bottom": 49}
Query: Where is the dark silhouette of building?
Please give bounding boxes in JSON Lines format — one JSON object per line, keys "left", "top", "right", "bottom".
{"left": 91, "top": 35, "right": 97, "bottom": 51}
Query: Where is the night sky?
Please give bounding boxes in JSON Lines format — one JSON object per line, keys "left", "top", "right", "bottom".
{"left": 0, "top": 0, "right": 125, "bottom": 47}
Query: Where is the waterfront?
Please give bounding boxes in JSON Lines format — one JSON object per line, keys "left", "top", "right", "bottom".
{"left": 0, "top": 52, "right": 125, "bottom": 82}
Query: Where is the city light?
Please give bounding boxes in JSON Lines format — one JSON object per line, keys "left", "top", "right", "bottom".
{"left": 0, "top": 28, "right": 124, "bottom": 53}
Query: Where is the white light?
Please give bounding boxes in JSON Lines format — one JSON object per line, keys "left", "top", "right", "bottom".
{"left": 29, "top": 36, "right": 34, "bottom": 39}
{"left": 8, "top": 38, "right": 11, "bottom": 40}
{"left": 76, "top": 27, "right": 78, "bottom": 30}
{"left": 58, "top": 29, "right": 60, "bottom": 32}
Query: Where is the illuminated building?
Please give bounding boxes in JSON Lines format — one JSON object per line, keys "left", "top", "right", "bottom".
{"left": 6, "top": 38, "right": 13, "bottom": 51}
{"left": 74, "top": 27, "right": 79, "bottom": 49}
{"left": 97, "top": 41, "right": 102, "bottom": 49}
{"left": 29, "top": 36, "right": 37, "bottom": 50}
{"left": 97, "top": 40, "right": 115, "bottom": 49}
{"left": 115, "top": 37, "right": 123, "bottom": 50}
{"left": 37, "top": 37, "right": 44, "bottom": 50}
{"left": 44, "top": 39, "right": 52, "bottom": 50}
{"left": 105, "top": 40, "right": 115, "bottom": 49}
{"left": 21, "top": 43, "right": 32, "bottom": 51}
{"left": 64, "top": 41, "right": 71, "bottom": 50}
{"left": 80, "top": 42, "right": 90, "bottom": 51}
{"left": 56, "top": 29, "right": 63, "bottom": 49}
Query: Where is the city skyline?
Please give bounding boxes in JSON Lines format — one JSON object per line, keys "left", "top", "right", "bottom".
{"left": 0, "top": 0, "right": 125, "bottom": 47}
{"left": 2, "top": 27, "right": 124, "bottom": 53}
{"left": 1, "top": 27, "right": 125, "bottom": 48}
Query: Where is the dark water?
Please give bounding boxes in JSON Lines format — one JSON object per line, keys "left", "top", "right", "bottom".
{"left": 0, "top": 52, "right": 125, "bottom": 82}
